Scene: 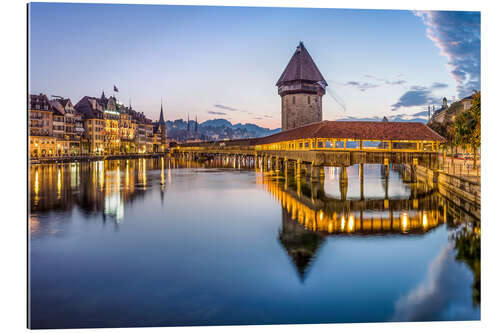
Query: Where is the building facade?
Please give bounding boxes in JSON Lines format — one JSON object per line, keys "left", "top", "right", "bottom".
{"left": 29, "top": 94, "right": 55, "bottom": 157}
{"left": 30, "top": 91, "right": 168, "bottom": 158}
{"left": 277, "top": 42, "right": 327, "bottom": 131}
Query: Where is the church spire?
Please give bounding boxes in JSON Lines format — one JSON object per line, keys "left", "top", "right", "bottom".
{"left": 187, "top": 114, "right": 190, "bottom": 132}
{"left": 195, "top": 114, "right": 198, "bottom": 133}
{"left": 159, "top": 99, "right": 165, "bottom": 125}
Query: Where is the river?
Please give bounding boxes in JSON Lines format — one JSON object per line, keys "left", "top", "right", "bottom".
{"left": 28, "top": 157, "right": 480, "bottom": 328}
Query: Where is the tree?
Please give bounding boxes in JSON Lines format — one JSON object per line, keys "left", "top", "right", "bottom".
{"left": 453, "top": 92, "right": 481, "bottom": 168}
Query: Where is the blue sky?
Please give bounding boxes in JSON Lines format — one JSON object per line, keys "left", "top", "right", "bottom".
{"left": 29, "top": 3, "right": 480, "bottom": 128}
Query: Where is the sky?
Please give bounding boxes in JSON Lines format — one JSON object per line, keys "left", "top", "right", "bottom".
{"left": 28, "top": 3, "right": 480, "bottom": 129}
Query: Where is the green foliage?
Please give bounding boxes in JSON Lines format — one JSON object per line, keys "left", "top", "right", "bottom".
{"left": 453, "top": 92, "right": 481, "bottom": 150}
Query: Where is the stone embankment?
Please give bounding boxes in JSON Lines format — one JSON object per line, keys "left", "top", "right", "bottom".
{"left": 30, "top": 153, "right": 168, "bottom": 164}
{"left": 409, "top": 164, "right": 480, "bottom": 220}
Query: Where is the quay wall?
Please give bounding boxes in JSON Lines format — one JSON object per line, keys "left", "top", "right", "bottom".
{"left": 409, "top": 165, "right": 480, "bottom": 220}
{"left": 30, "top": 153, "right": 168, "bottom": 165}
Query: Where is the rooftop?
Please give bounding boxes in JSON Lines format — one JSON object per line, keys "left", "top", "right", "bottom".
{"left": 276, "top": 42, "right": 327, "bottom": 87}
{"left": 255, "top": 120, "right": 446, "bottom": 144}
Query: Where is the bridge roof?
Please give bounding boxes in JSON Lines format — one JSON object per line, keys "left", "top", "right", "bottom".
{"left": 255, "top": 121, "right": 445, "bottom": 144}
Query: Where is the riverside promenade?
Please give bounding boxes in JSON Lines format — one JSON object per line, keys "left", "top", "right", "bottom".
{"left": 30, "top": 152, "right": 169, "bottom": 164}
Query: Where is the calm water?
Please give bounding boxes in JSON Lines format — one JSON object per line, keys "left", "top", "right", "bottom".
{"left": 29, "top": 158, "right": 480, "bottom": 328}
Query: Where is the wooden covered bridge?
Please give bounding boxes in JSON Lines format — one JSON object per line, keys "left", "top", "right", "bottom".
{"left": 173, "top": 120, "right": 445, "bottom": 182}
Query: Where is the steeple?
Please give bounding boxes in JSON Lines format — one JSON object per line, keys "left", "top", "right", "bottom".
{"left": 159, "top": 99, "right": 165, "bottom": 125}
{"left": 187, "top": 114, "right": 190, "bottom": 132}
{"left": 195, "top": 114, "right": 198, "bottom": 133}
{"left": 101, "top": 90, "right": 106, "bottom": 99}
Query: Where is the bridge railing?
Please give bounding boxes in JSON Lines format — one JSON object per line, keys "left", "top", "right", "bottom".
{"left": 255, "top": 138, "right": 440, "bottom": 153}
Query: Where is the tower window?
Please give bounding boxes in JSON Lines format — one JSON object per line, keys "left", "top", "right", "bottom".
{"left": 308, "top": 96, "right": 311, "bottom": 104}
{"left": 292, "top": 96, "right": 295, "bottom": 104}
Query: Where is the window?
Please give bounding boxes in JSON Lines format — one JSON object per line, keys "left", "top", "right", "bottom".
{"left": 345, "top": 141, "right": 360, "bottom": 149}
{"left": 335, "top": 141, "right": 345, "bottom": 149}
{"left": 292, "top": 96, "right": 296, "bottom": 104}
{"left": 318, "top": 141, "right": 324, "bottom": 148}
{"left": 422, "top": 142, "right": 434, "bottom": 151}
{"left": 392, "top": 142, "right": 418, "bottom": 150}
{"left": 308, "top": 96, "right": 311, "bottom": 104}
{"left": 299, "top": 142, "right": 303, "bottom": 148}
{"left": 326, "top": 140, "right": 334, "bottom": 148}
{"left": 304, "top": 142, "right": 310, "bottom": 148}
{"left": 362, "top": 141, "right": 389, "bottom": 149}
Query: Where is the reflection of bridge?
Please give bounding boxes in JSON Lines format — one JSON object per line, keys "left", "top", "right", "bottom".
{"left": 260, "top": 174, "right": 445, "bottom": 236}
{"left": 257, "top": 172, "right": 447, "bottom": 280}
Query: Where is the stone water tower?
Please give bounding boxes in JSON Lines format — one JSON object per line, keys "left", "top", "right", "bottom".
{"left": 277, "top": 42, "right": 327, "bottom": 131}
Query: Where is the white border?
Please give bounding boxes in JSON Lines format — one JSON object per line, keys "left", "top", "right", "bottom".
{"left": 1, "top": 0, "right": 499, "bottom": 332}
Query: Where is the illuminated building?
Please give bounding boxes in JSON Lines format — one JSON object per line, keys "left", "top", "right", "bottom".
{"left": 29, "top": 94, "right": 56, "bottom": 157}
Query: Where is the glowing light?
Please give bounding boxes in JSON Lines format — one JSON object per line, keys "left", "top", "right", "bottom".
{"left": 142, "top": 158, "right": 146, "bottom": 188}
{"left": 57, "top": 168, "right": 62, "bottom": 198}
{"left": 401, "top": 212, "right": 409, "bottom": 231}
{"left": 125, "top": 163, "right": 129, "bottom": 188}
{"left": 341, "top": 215, "right": 346, "bottom": 231}
{"left": 328, "top": 222, "right": 333, "bottom": 233}
{"left": 161, "top": 157, "right": 165, "bottom": 186}
{"left": 99, "top": 161, "right": 104, "bottom": 189}
{"left": 348, "top": 215, "right": 355, "bottom": 232}
{"left": 116, "top": 166, "right": 120, "bottom": 189}
{"left": 422, "top": 212, "right": 428, "bottom": 228}
{"left": 34, "top": 169, "right": 39, "bottom": 197}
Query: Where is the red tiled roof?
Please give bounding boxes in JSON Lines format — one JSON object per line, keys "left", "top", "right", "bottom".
{"left": 276, "top": 42, "right": 327, "bottom": 86}
{"left": 254, "top": 121, "right": 446, "bottom": 144}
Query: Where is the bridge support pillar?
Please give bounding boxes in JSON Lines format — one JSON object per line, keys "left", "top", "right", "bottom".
{"left": 311, "top": 164, "right": 323, "bottom": 183}
{"left": 359, "top": 163, "right": 364, "bottom": 200}
{"left": 340, "top": 165, "right": 348, "bottom": 201}
{"left": 296, "top": 159, "right": 302, "bottom": 178}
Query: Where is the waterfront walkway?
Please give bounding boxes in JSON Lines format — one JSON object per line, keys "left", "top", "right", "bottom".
{"left": 30, "top": 152, "right": 167, "bottom": 164}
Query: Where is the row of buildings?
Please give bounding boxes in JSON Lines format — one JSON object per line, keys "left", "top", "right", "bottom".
{"left": 29, "top": 92, "right": 168, "bottom": 157}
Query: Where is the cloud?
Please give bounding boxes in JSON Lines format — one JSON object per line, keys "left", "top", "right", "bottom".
{"left": 363, "top": 75, "right": 407, "bottom": 88}
{"left": 214, "top": 104, "right": 238, "bottom": 111}
{"left": 263, "top": 115, "right": 273, "bottom": 118}
{"left": 345, "top": 81, "right": 379, "bottom": 92}
{"left": 386, "top": 79, "right": 407, "bottom": 86}
{"left": 207, "top": 110, "right": 227, "bottom": 115}
{"left": 415, "top": 11, "right": 480, "bottom": 98}
{"left": 431, "top": 82, "right": 449, "bottom": 89}
{"left": 391, "top": 246, "right": 479, "bottom": 321}
{"left": 391, "top": 86, "right": 441, "bottom": 111}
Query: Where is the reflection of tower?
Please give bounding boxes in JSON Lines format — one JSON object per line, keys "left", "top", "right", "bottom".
{"left": 277, "top": 42, "right": 327, "bottom": 131}
{"left": 278, "top": 207, "right": 324, "bottom": 281}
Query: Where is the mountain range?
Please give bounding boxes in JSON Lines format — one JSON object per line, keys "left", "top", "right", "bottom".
{"left": 165, "top": 119, "right": 280, "bottom": 141}
{"left": 166, "top": 112, "right": 430, "bottom": 141}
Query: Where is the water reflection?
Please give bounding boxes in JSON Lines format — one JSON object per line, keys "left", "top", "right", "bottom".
{"left": 256, "top": 169, "right": 446, "bottom": 281}
{"left": 29, "top": 159, "right": 167, "bottom": 228}
{"left": 29, "top": 156, "right": 480, "bottom": 326}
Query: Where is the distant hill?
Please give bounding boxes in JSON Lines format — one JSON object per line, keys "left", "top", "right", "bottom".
{"left": 166, "top": 118, "right": 280, "bottom": 141}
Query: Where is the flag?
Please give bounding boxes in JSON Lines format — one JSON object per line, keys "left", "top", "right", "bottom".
{"left": 114, "top": 85, "right": 119, "bottom": 92}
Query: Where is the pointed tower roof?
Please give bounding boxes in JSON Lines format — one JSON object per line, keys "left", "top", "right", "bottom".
{"left": 159, "top": 100, "right": 165, "bottom": 125}
{"left": 276, "top": 42, "right": 327, "bottom": 86}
